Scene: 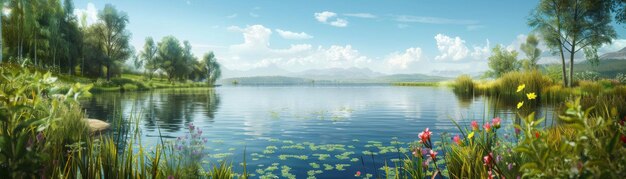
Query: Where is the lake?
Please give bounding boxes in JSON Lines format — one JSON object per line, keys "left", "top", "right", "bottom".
{"left": 81, "top": 86, "right": 557, "bottom": 178}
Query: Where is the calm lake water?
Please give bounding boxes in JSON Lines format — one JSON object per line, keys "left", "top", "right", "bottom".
{"left": 81, "top": 86, "right": 557, "bottom": 178}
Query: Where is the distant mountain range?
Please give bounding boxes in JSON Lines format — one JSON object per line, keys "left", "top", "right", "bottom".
{"left": 574, "top": 47, "right": 626, "bottom": 77}
{"left": 599, "top": 47, "right": 626, "bottom": 60}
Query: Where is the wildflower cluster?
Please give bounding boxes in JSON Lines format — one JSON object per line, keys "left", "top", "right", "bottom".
{"left": 173, "top": 123, "right": 209, "bottom": 167}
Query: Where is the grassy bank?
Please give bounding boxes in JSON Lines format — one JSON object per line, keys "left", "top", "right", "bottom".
{"left": 1, "top": 63, "right": 216, "bottom": 93}
{"left": 0, "top": 66, "right": 243, "bottom": 178}
{"left": 452, "top": 70, "right": 626, "bottom": 115}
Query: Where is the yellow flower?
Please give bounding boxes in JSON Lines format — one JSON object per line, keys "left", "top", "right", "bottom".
{"left": 467, "top": 131, "right": 475, "bottom": 139}
{"left": 516, "top": 84, "right": 526, "bottom": 93}
{"left": 517, "top": 101, "right": 524, "bottom": 109}
{"left": 526, "top": 92, "right": 537, "bottom": 100}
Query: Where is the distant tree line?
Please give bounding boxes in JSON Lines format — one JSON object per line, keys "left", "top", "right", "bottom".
{"left": 0, "top": 0, "right": 221, "bottom": 84}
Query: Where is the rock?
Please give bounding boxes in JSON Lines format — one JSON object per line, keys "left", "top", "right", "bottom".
{"left": 86, "top": 119, "right": 110, "bottom": 133}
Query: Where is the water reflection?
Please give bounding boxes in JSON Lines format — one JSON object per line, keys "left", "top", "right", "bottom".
{"left": 82, "top": 89, "right": 221, "bottom": 134}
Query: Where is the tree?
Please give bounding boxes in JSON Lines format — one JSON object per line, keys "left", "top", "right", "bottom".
{"left": 530, "top": 0, "right": 617, "bottom": 87}
{"left": 140, "top": 37, "right": 157, "bottom": 79}
{"left": 486, "top": 45, "right": 519, "bottom": 78}
{"left": 202, "top": 52, "right": 221, "bottom": 85}
{"left": 612, "top": 0, "right": 626, "bottom": 25}
{"left": 94, "top": 4, "right": 132, "bottom": 80}
{"left": 520, "top": 34, "right": 542, "bottom": 71}
{"left": 155, "top": 36, "right": 184, "bottom": 81}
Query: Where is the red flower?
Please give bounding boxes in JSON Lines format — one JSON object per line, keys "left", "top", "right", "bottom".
{"left": 515, "top": 127, "right": 521, "bottom": 135}
{"left": 483, "top": 123, "right": 491, "bottom": 132}
{"left": 620, "top": 135, "right": 626, "bottom": 144}
{"left": 429, "top": 150, "right": 438, "bottom": 159}
{"left": 483, "top": 153, "right": 493, "bottom": 166}
{"left": 535, "top": 131, "right": 540, "bottom": 139}
{"left": 492, "top": 117, "right": 501, "bottom": 129}
{"left": 355, "top": 171, "right": 361, "bottom": 177}
{"left": 471, "top": 120, "right": 479, "bottom": 131}
{"left": 418, "top": 128, "right": 432, "bottom": 143}
{"left": 453, "top": 135, "right": 461, "bottom": 145}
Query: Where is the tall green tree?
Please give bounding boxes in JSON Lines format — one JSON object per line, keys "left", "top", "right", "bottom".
{"left": 202, "top": 52, "right": 221, "bottom": 85}
{"left": 155, "top": 36, "right": 184, "bottom": 81}
{"left": 520, "top": 34, "right": 542, "bottom": 71}
{"left": 139, "top": 37, "right": 157, "bottom": 79}
{"left": 94, "top": 4, "right": 132, "bottom": 80}
{"left": 486, "top": 45, "right": 519, "bottom": 78}
{"left": 530, "top": 0, "right": 617, "bottom": 87}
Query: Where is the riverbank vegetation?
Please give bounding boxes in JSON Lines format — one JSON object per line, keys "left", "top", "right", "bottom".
{"left": 1, "top": 0, "right": 222, "bottom": 92}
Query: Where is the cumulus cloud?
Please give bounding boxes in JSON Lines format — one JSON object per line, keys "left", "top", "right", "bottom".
{"left": 344, "top": 13, "right": 377, "bottom": 19}
{"left": 222, "top": 25, "right": 370, "bottom": 71}
{"left": 599, "top": 39, "right": 626, "bottom": 54}
{"left": 314, "top": 11, "right": 348, "bottom": 27}
{"left": 314, "top": 11, "right": 337, "bottom": 23}
{"left": 434, "top": 34, "right": 469, "bottom": 61}
{"left": 385, "top": 47, "right": 422, "bottom": 69}
{"left": 434, "top": 34, "right": 490, "bottom": 61}
{"left": 276, "top": 29, "right": 313, "bottom": 40}
{"left": 73, "top": 2, "right": 98, "bottom": 26}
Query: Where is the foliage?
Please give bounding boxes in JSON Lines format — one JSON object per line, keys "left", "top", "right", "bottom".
{"left": 452, "top": 75, "right": 474, "bottom": 94}
{"left": 530, "top": 0, "right": 617, "bottom": 87}
{"left": 486, "top": 45, "right": 520, "bottom": 78}
{"left": 575, "top": 71, "right": 601, "bottom": 82}
{"left": 520, "top": 34, "right": 541, "bottom": 71}
{"left": 615, "top": 73, "right": 626, "bottom": 84}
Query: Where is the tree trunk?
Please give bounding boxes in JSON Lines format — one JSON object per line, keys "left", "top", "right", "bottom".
{"left": 106, "top": 64, "right": 111, "bottom": 81}
{"left": 558, "top": 41, "right": 567, "bottom": 87}
{"left": 569, "top": 43, "right": 576, "bottom": 87}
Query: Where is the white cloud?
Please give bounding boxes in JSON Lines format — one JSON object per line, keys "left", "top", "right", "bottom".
{"left": 329, "top": 18, "right": 348, "bottom": 27}
{"left": 249, "top": 12, "right": 259, "bottom": 18}
{"left": 221, "top": 25, "right": 370, "bottom": 71}
{"left": 385, "top": 47, "right": 422, "bottom": 69}
{"left": 314, "top": 11, "right": 348, "bottom": 27}
{"left": 74, "top": 2, "right": 98, "bottom": 26}
{"left": 227, "top": 13, "right": 238, "bottom": 18}
{"left": 344, "top": 13, "right": 377, "bottom": 19}
{"left": 434, "top": 34, "right": 469, "bottom": 61}
{"left": 470, "top": 40, "right": 491, "bottom": 60}
{"left": 395, "top": 15, "right": 478, "bottom": 25}
{"left": 275, "top": 29, "right": 313, "bottom": 40}
{"left": 314, "top": 11, "right": 337, "bottom": 23}
{"left": 599, "top": 39, "right": 626, "bottom": 54}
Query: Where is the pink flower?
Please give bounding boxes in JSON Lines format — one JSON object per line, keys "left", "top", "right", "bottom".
{"left": 471, "top": 120, "right": 479, "bottom": 131}
{"left": 355, "top": 171, "right": 361, "bottom": 177}
{"left": 418, "top": 128, "right": 432, "bottom": 143}
{"left": 453, "top": 135, "right": 461, "bottom": 145}
{"left": 483, "top": 123, "right": 491, "bottom": 132}
{"left": 483, "top": 153, "right": 493, "bottom": 166}
{"left": 515, "top": 127, "right": 521, "bottom": 135}
{"left": 429, "top": 150, "right": 438, "bottom": 159}
{"left": 421, "top": 148, "right": 429, "bottom": 156}
{"left": 491, "top": 117, "right": 501, "bottom": 129}
{"left": 167, "top": 175, "right": 174, "bottom": 179}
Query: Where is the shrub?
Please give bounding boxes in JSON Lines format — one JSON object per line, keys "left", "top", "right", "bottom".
{"left": 616, "top": 73, "right": 626, "bottom": 84}
{"left": 575, "top": 71, "right": 600, "bottom": 82}
{"left": 122, "top": 84, "right": 139, "bottom": 91}
{"left": 453, "top": 75, "right": 474, "bottom": 95}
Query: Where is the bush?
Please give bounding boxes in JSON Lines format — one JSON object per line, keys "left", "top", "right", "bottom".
{"left": 453, "top": 75, "right": 474, "bottom": 94}
{"left": 122, "top": 84, "right": 138, "bottom": 91}
{"left": 575, "top": 71, "right": 600, "bottom": 82}
{"left": 616, "top": 73, "right": 626, "bottom": 84}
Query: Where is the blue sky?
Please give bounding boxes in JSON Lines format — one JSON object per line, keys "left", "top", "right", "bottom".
{"left": 74, "top": 0, "right": 626, "bottom": 75}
